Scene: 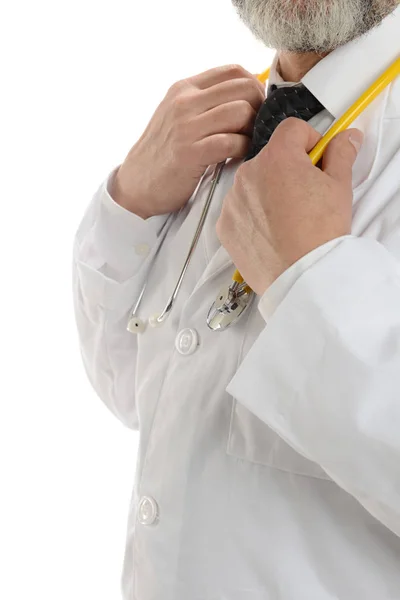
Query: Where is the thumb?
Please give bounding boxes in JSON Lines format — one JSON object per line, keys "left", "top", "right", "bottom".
{"left": 322, "top": 129, "right": 364, "bottom": 182}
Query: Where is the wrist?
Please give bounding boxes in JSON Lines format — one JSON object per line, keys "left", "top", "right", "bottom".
{"left": 110, "top": 167, "right": 156, "bottom": 220}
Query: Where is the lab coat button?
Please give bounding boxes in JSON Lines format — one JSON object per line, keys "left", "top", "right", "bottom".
{"left": 135, "top": 243, "right": 150, "bottom": 257}
{"left": 138, "top": 496, "right": 159, "bottom": 526}
{"left": 175, "top": 328, "right": 199, "bottom": 355}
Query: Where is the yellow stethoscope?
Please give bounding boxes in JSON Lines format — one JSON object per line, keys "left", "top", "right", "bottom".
{"left": 127, "top": 57, "right": 400, "bottom": 335}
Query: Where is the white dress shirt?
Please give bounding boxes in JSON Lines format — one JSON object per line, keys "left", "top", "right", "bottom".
{"left": 72, "top": 7, "right": 400, "bottom": 599}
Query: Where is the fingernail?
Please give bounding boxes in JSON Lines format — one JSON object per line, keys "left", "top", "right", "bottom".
{"left": 349, "top": 130, "right": 364, "bottom": 154}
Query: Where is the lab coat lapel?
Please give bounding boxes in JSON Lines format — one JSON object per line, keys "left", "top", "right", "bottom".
{"left": 190, "top": 244, "right": 233, "bottom": 297}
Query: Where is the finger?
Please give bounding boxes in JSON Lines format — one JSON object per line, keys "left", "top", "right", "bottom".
{"left": 253, "top": 74, "right": 267, "bottom": 95}
{"left": 194, "top": 133, "right": 251, "bottom": 165}
{"left": 188, "top": 64, "right": 265, "bottom": 95}
{"left": 196, "top": 78, "right": 265, "bottom": 114}
{"left": 267, "top": 117, "right": 322, "bottom": 159}
{"left": 192, "top": 101, "right": 257, "bottom": 139}
{"left": 322, "top": 129, "right": 364, "bottom": 182}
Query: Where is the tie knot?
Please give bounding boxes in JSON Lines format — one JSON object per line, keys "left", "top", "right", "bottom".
{"left": 245, "top": 83, "right": 325, "bottom": 161}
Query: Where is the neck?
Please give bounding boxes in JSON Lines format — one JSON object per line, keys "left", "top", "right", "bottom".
{"left": 278, "top": 51, "right": 330, "bottom": 82}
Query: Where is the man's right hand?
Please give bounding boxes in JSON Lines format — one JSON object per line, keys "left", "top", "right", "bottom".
{"left": 110, "top": 65, "right": 266, "bottom": 219}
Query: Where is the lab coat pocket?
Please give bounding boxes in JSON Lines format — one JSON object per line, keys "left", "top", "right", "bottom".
{"left": 226, "top": 307, "right": 330, "bottom": 480}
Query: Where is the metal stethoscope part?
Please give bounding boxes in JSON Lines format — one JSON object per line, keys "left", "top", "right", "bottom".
{"left": 206, "top": 280, "right": 255, "bottom": 331}
{"left": 127, "top": 56, "right": 400, "bottom": 335}
{"left": 127, "top": 160, "right": 253, "bottom": 334}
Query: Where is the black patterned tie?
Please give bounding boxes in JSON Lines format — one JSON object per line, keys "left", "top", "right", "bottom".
{"left": 245, "top": 83, "right": 325, "bottom": 162}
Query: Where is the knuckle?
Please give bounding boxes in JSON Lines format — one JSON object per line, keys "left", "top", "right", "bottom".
{"left": 168, "top": 78, "right": 193, "bottom": 99}
{"left": 168, "top": 79, "right": 185, "bottom": 94}
{"left": 223, "top": 63, "right": 247, "bottom": 78}
{"left": 249, "top": 77, "right": 264, "bottom": 95}
{"left": 272, "top": 117, "right": 308, "bottom": 149}
{"left": 172, "top": 92, "right": 191, "bottom": 110}
{"left": 219, "top": 134, "right": 235, "bottom": 156}
{"left": 233, "top": 77, "right": 260, "bottom": 95}
{"left": 170, "top": 90, "right": 197, "bottom": 117}
{"left": 237, "top": 99, "right": 254, "bottom": 118}
{"left": 287, "top": 116, "right": 302, "bottom": 126}
{"left": 278, "top": 116, "right": 304, "bottom": 133}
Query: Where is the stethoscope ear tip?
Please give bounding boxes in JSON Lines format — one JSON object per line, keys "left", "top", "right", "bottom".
{"left": 127, "top": 316, "right": 146, "bottom": 334}
{"left": 148, "top": 313, "right": 164, "bottom": 328}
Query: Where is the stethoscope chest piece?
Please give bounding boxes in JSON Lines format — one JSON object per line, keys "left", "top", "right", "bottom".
{"left": 207, "top": 281, "right": 255, "bottom": 331}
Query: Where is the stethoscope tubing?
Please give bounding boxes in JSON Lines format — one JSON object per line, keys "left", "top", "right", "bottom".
{"left": 127, "top": 56, "right": 400, "bottom": 333}
{"left": 127, "top": 162, "right": 225, "bottom": 329}
{"left": 151, "top": 161, "right": 226, "bottom": 327}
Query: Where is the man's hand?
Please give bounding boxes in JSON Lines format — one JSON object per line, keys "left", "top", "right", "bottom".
{"left": 216, "top": 118, "right": 364, "bottom": 296}
{"left": 111, "top": 65, "right": 265, "bottom": 219}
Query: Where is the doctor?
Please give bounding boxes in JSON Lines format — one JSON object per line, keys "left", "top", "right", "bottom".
{"left": 73, "top": 1, "right": 400, "bottom": 599}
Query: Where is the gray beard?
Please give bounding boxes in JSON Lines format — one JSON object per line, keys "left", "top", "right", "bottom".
{"left": 231, "top": 0, "right": 398, "bottom": 53}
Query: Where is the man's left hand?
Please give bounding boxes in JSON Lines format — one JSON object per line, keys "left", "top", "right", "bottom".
{"left": 216, "top": 117, "right": 364, "bottom": 296}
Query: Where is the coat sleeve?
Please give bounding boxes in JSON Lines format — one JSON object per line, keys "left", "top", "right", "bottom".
{"left": 226, "top": 235, "right": 400, "bottom": 537}
{"left": 72, "top": 168, "right": 170, "bottom": 429}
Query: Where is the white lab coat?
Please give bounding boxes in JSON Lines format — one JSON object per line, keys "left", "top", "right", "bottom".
{"left": 72, "top": 7, "right": 400, "bottom": 600}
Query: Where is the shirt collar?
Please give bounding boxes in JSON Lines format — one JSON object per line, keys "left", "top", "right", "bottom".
{"left": 268, "top": 5, "right": 400, "bottom": 118}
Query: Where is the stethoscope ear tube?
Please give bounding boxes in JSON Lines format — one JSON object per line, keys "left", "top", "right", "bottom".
{"left": 231, "top": 56, "right": 400, "bottom": 286}
{"left": 309, "top": 56, "right": 400, "bottom": 164}
{"left": 127, "top": 163, "right": 225, "bottom": 334}
{"left": 128, "top": 56, "right": 400, "bottom": 335}
{"left": 148, "top": 161, "right": 227, "bottom": 329}
{"left": 127, "top": 211, "right": 176, "bottom": 334}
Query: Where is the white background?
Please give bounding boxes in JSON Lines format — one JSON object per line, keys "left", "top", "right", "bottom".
{"left": 1, "top": 1, "right": 274, "bottom": 598}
